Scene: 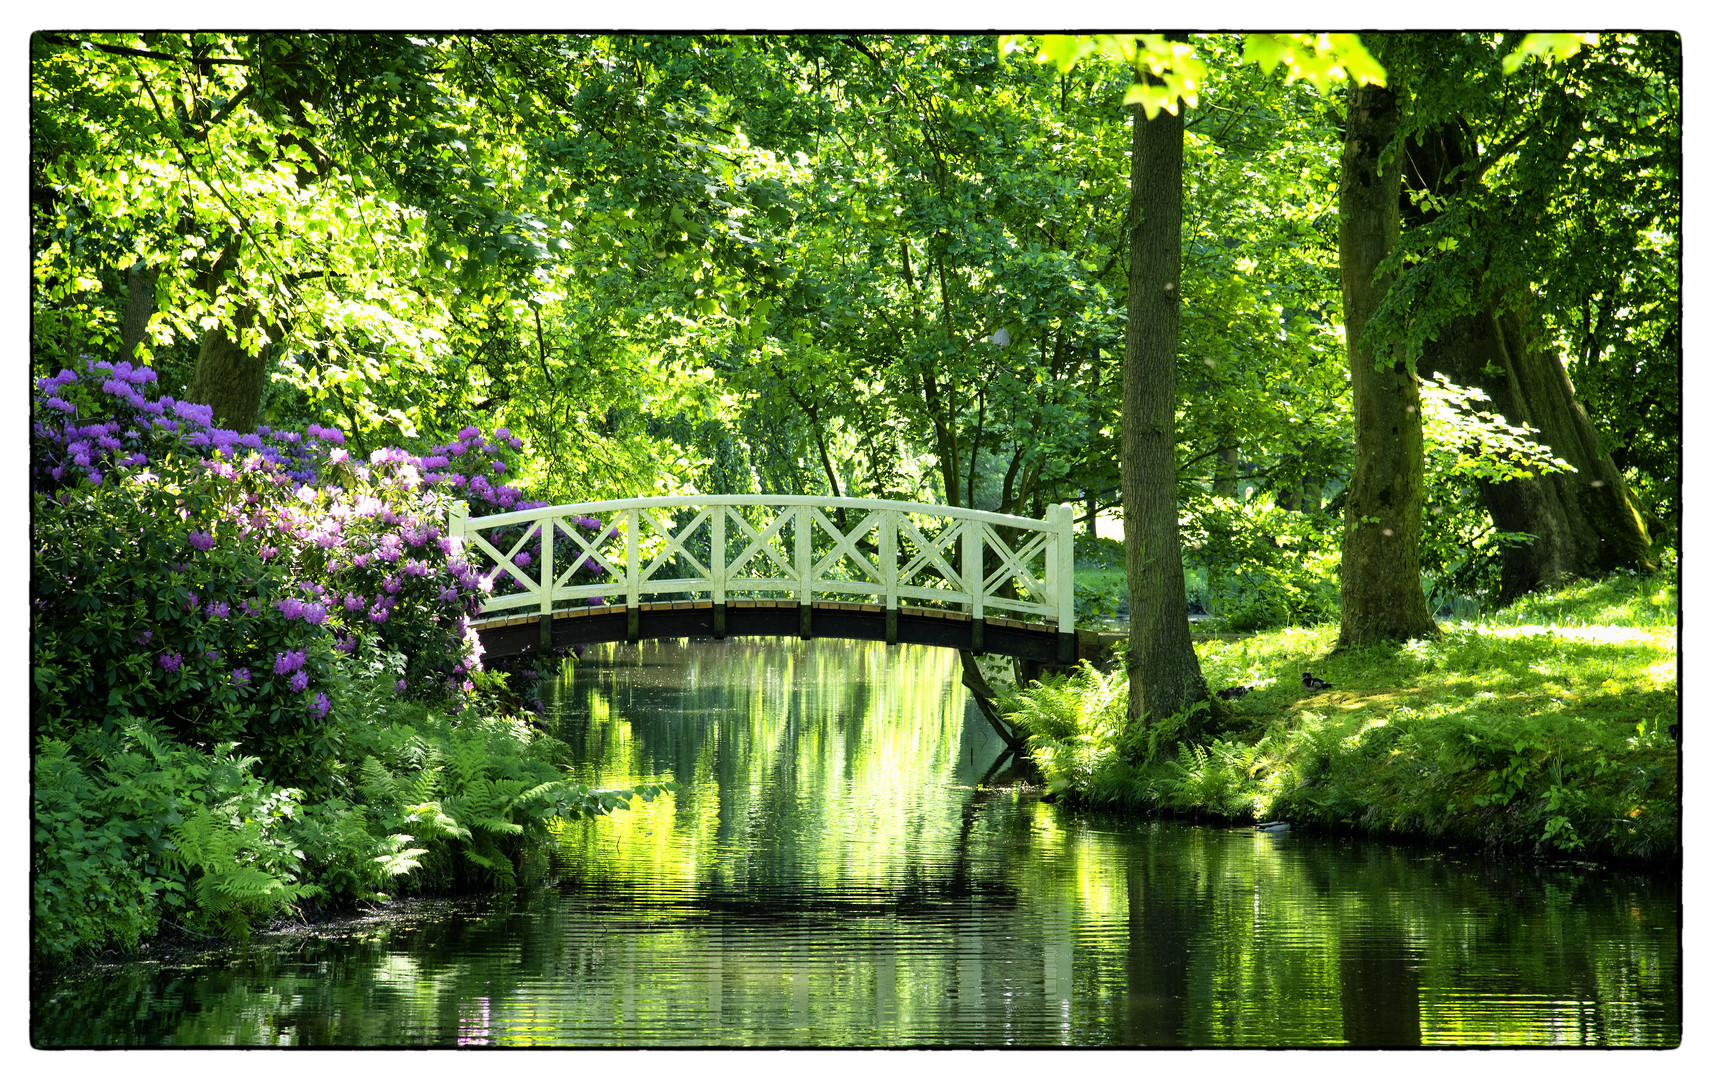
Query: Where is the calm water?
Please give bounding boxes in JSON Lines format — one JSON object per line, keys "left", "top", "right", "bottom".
{"left": 32, "top": 639, "right": 1680, "bottom": 1047}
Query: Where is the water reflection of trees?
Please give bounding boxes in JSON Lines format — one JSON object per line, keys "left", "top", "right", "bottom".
{"left": 33, "top": 641, "right": 1679, "bottom": 1047}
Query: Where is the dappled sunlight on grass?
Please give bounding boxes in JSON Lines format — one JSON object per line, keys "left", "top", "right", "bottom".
{"left": 1014, "top": 566, "right": 1681, "bottom": 862}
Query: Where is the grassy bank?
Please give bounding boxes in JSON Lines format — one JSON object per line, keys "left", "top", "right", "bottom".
{"left": 1010, "top": 567, "right": 1679, "bottom": 865}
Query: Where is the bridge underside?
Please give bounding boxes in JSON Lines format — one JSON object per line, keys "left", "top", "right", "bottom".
{"left": 476, "top": 600, "right": 1114, "bottom": 664}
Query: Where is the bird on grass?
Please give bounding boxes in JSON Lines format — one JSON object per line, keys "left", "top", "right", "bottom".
{"left": 1216, "top": 685, "right": 1252, "bottom": 701}
{"left": 1302, "top": 672, "right": 1333, "bottom": 691}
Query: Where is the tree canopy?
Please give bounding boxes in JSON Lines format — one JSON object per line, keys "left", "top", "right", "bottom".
{"left": 32, "top": 30, "right": 1679, "bottom": 620}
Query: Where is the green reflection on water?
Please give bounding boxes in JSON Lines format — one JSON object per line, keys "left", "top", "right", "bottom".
{"left": 31, "top": 640, "right": 1679, "bottom": 1048}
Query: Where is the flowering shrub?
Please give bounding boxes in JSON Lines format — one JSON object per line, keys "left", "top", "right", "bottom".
{"left": 29, "top": 358, "right": 667, "bottom": 962}
{"left": 31, "top": 359, "right": 619, "bottom": 713}
{"left": 31, "top": 451, "right": 343, "bottom": 778}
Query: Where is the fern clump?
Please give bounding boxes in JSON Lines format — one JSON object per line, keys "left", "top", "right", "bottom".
{"left": 1006, "top": 564, "right": 1679, "bottom": 863}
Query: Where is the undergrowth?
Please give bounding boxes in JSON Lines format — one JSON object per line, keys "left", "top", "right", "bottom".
{"left": 1008, "top": 564, "right": 1679, "bottom": 864}
{"left": 32, "top": 641, "right": 672, "bottom": 965}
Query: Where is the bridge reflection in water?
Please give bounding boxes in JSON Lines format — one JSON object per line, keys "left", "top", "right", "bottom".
{"left": 452, "top": 495, "right": 1113, "bottom": 663}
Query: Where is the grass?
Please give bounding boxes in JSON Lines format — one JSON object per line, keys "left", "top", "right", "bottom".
{"left": 1011, "top": 566, "right": 1680, "bottom": 865}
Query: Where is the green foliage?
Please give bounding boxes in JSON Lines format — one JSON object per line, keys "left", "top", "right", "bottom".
{"left": 1183, "top": 494, "right": 1340, "bottom": 632}
{"left": 31, "top": 454, "right": 340, "bottom": 780}
{"left": 1010, "top": 565, "right": 1678, "bottom": 864}
{"left": 336, "top": 702, "right": 673, "bottom": 894}
{"left": 32, "top": 737, "right": 165, "bottom": 962}
{"left": 32, "top": 720, "right": 323, "bottom": 959}
{"left": 33, "top": 640, "right": 678, "bottom": 963}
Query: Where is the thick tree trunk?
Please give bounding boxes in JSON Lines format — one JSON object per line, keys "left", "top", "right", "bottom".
{"left": 1406, "top": 125, "right": 1655, "bottom": 602}
{"left": 185, "top": 313, "right": 268, "bottom": 433}
{"left": 119, "top": 261, "right": 157, "bottom": 365}
{"left": 1122, "top": 100, "right": 1208, "bottom": 726}
{"left": 1337, "top": 81, "right": 1438, "bottom": 647}
{"left": 183, "top": 235, "right": 269, "bottom": 433}
{"left": 1422, "top": 308, "right": 1576, "bottom": 599}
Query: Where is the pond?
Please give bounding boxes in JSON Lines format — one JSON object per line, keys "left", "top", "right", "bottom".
{"left": 31, "top": 639, "right": 1680, "bottom": 1047}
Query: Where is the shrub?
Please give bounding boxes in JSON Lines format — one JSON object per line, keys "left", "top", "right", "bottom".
{"left": 29, "top": 357, "right": 664, "bottom": 965}
{"left": 32, "top": 719, "right": 324, "bottom": 960}
{"left": 32, "top": 459, "right": 342, "bottom": 781}
{"left": 1182, "top": 493, "right": 1339, "bottom": 631}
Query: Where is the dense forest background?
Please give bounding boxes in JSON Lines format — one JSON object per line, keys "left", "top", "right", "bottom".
{"left": 30, "top": 30, "right": 1678, "bottom": 629}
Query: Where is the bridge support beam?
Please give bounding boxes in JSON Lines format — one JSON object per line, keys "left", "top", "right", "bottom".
{"left": 713, "top": 602, "right": 727, "bottom": 640}
{"left": 970, "top": 617, "right": 985, "bottom": 655}
{"left": 626, "top": 605, "right": 640, "bottom": 643}
{"left": 885, "top": 607, "right": 898, "bottom": 646}
{"left": 798, "top": 602, "right": 812, "bottom": 640}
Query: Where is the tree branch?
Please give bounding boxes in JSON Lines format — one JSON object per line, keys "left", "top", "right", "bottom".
{"left": 41, "top": 33, "right": 248, "bottom": 65}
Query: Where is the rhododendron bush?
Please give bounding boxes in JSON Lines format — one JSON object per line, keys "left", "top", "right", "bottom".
{"left": 32, "top": 358, "right": 612, "bottom": 745}
{"left": 30, "top": 359, "right": 663, "bottom": 962}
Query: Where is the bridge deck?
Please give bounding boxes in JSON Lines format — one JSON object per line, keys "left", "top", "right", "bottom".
{"left": 475, "top": 600, "right": 1120, "bottom": 664}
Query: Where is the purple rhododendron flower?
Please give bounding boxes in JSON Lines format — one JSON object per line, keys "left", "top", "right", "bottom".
{"left": 395, "top": 678, "right": 408, "bottom": 694}
{"left": 278, "top": 597, "right": 305, "bottom": 620}
{"left": 369, "top": 607, "right": 389, "bottom": 624}
{"left": 272, "top": 649, "right": 307, "bottom": 675}
{"left": 289, "top": 671, "right": 310, "bottom": 693}
{"left": 158, "top": 651, "right": 183, "bottom": 674}
{"left": 311, "top": 692, "right": 331, "bottom": 718}
{"left": 207, "top": 600, "right": 230, "bottom": 619}
{"left": 302, "top": 602, "right": 328, "bottom": 625}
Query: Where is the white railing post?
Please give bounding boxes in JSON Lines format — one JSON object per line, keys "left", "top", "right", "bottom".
{"left": 1048, "top": 502, "right": 1077, "bottom": 661}
{"left": 712, "top": 504, "right": 727, "bottom": 639}
{"left": 447, "top": 500, "right": 467, "bottom": 550}
{"left": 796, "top": 504, "right": 813, "bottom": 638}
{"left": 625, "top": 507, "right": 640, "bottom": 642}
{"left": 880, "top": 508, "right": 898, "bottom": 645}
{"left": 538, "top": 511, "right": 554, "bottom": 646}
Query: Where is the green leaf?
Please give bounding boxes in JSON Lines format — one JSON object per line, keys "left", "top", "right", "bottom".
{"left": 1502, "top": 32, "right": 1598, "bottom": 75}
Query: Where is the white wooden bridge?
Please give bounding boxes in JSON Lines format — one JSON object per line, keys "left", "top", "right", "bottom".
{"left": 448, "top": 495, "right": 1107, "bottom": 663}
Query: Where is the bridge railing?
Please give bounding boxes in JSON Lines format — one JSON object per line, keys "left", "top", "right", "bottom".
{"left": 448, "top": 495, "right": 1076, "bottom": 642}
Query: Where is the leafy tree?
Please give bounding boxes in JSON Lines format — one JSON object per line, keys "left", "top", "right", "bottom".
{"left": 1335, "top": 63, "right": 1438, "bottom": 646}
{"left": 1377, "top": 32, "right": 1672, "bottom": 602}
{"left": 1119, "top": 68, "right": 1211, "bottom": 723}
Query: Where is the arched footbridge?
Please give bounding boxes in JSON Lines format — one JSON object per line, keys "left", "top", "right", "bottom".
{"left": 450, "top": 495, "right": 1120, "bottom": 663}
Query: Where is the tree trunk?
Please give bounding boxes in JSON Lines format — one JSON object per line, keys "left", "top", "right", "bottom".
{"left": 1121, "top": 99, "right": 1208, "bottom": 725}
{"left": 1422, "top": 308, "right": 1576, "bottom": 599}
{"left": 1492, "top": 309, "right": 1654, "bottom": 579}
{"left": 119, "top": 261, "right": 157, "bottom": 365}
{"left": 1405, "top": 125, "right": 1655, "bottom": 602}
{"left": 1336, "top": 81, "right": 1438, "bottom": 647}
{"left": 185, "top": 311, "right": 268, "bottom": 432}
{"left": 183, "top": 235, "right": 268, "bottom": 433}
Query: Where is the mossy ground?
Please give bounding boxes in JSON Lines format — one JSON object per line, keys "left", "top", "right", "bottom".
{"left": 1015, "top": 567, "right": 1679, "bottom": 865}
